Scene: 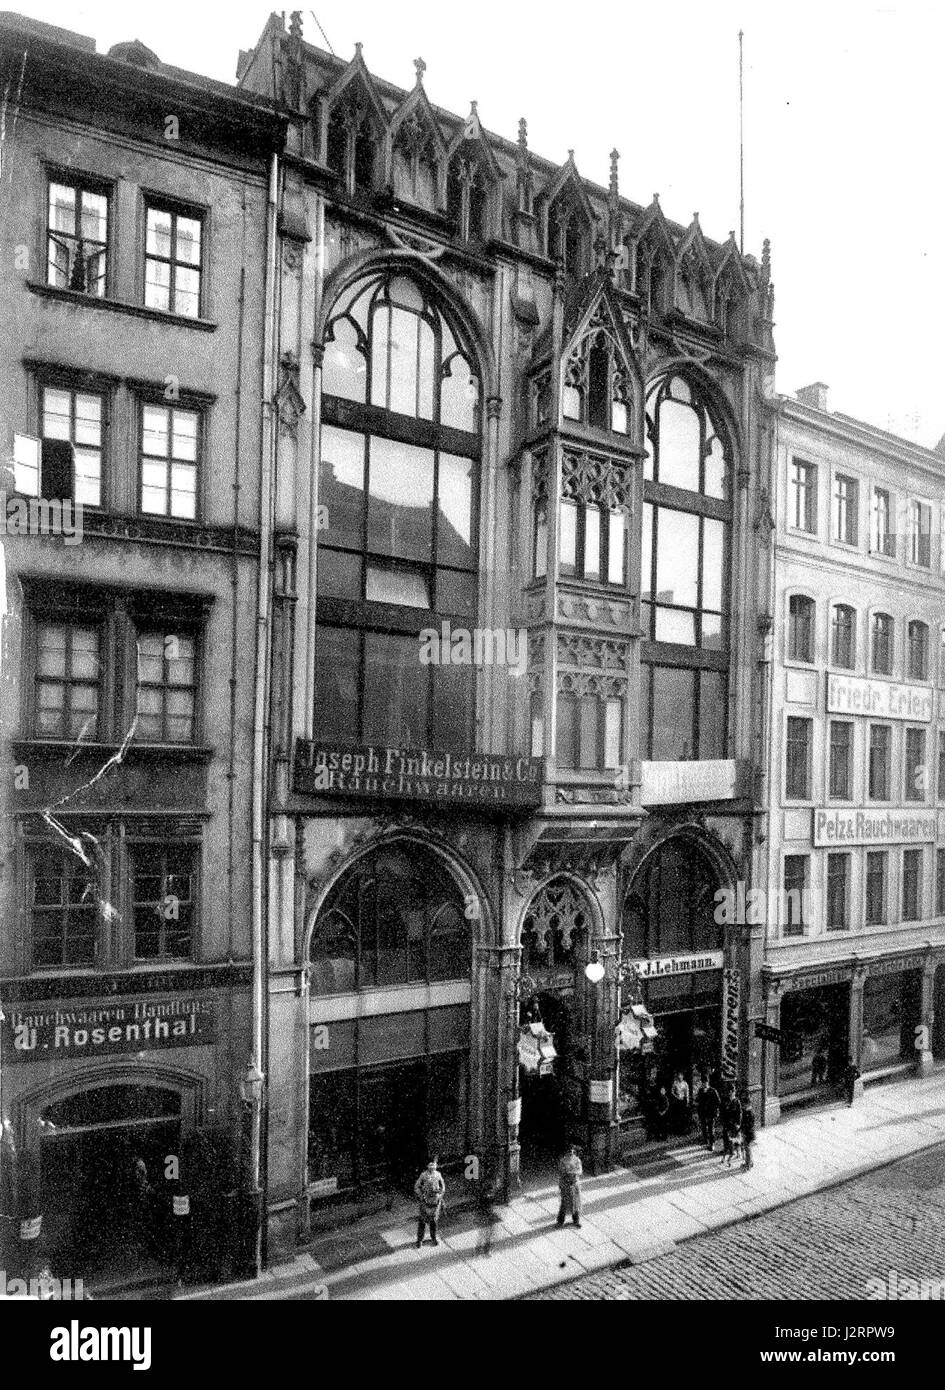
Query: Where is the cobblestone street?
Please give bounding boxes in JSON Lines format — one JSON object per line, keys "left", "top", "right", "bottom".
{"left": 532, "top": 1144, "right": 945, "bottom": 1300}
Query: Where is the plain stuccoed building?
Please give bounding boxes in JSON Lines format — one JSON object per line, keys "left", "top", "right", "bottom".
{"left": 761, "top": 381, "right": 945, "bottom": 1122}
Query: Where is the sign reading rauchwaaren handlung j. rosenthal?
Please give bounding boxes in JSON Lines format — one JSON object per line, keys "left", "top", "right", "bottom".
{"left": 1, "top": 996, "right": 216, "bottom": 1063}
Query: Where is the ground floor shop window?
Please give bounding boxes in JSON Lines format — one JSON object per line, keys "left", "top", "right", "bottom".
{"left": 308, "top": 1044, "right": 469, "bottom": 1196}
{"left": 861, "top": 971, "right": 921, "bottom": 1073}
{"left": 617, "top": 974, "right": 721, "bottom": 1140}
{"left": 779, "top": 984, "right": 850, "bottom": 1096}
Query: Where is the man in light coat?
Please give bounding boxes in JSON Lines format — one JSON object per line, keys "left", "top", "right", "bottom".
{"left": 555, "top": 1145, "right": 583, "bottom": 1228}
{"left": 414, "top": 1157, "right": 446, "bottom": 1248}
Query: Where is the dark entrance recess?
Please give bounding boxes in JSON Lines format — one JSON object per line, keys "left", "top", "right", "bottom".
{"left": 39, "top": 1084, "right": 182, "bottom": 1281}
{"left": 934, "top": 967, "right": 945, "bottom": 1060}
{"left": 779, "top": 983, "right": 850, "bottom": 1098}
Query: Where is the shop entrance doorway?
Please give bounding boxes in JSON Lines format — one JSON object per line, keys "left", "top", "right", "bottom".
{"left": 39, "top": 1084, "right": 182, "bottom": 1282}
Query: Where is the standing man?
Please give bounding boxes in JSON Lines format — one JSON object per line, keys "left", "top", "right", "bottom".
{"left": 719, "top": 1082, "right": 742, "bottom": 1166}
{"left": 842, "top": 1057, "right": 861, "bottom": 1107}
{"left": 414, "top": 1157, "right": 446, "bottom": 1249}
{"left": 555, "top": 1145, "right": 583, "bottom": 1229}
{"left": 740, "top": 1093, "right": 757, "bottom": 1171}
{"left": 695, "top": 1073, "right": 720, "bottom": 1152}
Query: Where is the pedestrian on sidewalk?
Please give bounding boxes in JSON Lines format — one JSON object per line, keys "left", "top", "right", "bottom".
{"left": 414, "top": 1156, "right": 446, "bottom": 1249}
{"left": 719, "top": 1082, "right": 742, "bottom": 1167}
{"left": 651, "top": 1086, "right": 670, "bottom": 1143}
{"left": 695, "top": 1073, "right": 720, "bottom": 1152}
{"left": 740, "top": 1093, "right": 756, "bottom": 1171}
{"left": 555, "top": 1144, "right": 583, "bottom": 1229}
{"left": 670, "top": 1072, "right": 691, "bottom": 1135}
{"left": 843, "top": 1058, "right": 861, "bottom": 1107}
{"left": 811, "top": 1043, "right": 828, "bottom": 1088}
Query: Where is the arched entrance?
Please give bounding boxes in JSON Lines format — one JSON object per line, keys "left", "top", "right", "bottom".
{"left": 517, "top": 878, "right": 592, "bottom": 1164}
{"left": 307, "top": 840, "right": 474, "bottom": 1201}
{"left": 619, "top": 835, "right": 728, "bottom": 1142}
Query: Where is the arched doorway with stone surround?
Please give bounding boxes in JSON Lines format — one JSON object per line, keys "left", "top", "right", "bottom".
{"left": 618, "top": 827, "right": 737, "bottom": 1146}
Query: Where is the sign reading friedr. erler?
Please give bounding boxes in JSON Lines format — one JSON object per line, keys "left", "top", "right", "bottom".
{"left": 2, "top": 996, "right": 216, "bottom": 1063}
{"left": 813, "top": 807, "right": 936, "bottom": 847}
{"left": 294, "top": 739, "right": 543, "bottom": 808}
{"left": 826, "top": 673, "right": 933, "bottom": 722}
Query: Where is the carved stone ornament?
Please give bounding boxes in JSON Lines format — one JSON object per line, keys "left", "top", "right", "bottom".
{"left": 275, "top": 350, "right": 306, "bottom": 438}
{"left": 557, "top": 634, "right": 628, "bottom": 670}
{"left": 562, "top": 450, "right": 633, "bottom": 512}
{"left": 557, "top": 593, "right": 631, "bottom": 629}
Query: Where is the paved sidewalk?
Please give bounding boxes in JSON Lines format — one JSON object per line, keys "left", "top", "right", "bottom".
{"left": 182, "top": 1070, "right": 945, "bottom": 1302}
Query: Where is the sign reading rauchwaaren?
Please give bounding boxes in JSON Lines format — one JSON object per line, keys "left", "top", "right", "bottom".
{"left": 1, "top": 996, "right": 216, "bottom": 1063}
{"left": 293, "top": 740, "right": 543, "bottom": 808}
{"left": 813, "top": 807, "right": 936, "bottom": 847}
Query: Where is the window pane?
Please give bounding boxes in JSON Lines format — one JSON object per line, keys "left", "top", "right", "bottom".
{"left": 435, "top": 568, "right": 477, "bottom": 620}
{"left": 171, "top": 411, "right": 198, "bottom": 461}
{"left": 42, "top": 388, "right": 72, "bottom": 440}
{"left": 607, "top": 510, "right": 626, "bottom": 585}
{"left": 604, "top": 698, "right": 622, "bottom": 769}
{"left": 578, "top": 697, "right": 598, "bottom": 768}
{"left": 555, "top": 694, "right": 576, "bottom": 768}
{"left": 313, "top": 627, "right": 360, "bottom": 742}
{"left": 49, "top": 183, "right": 76, "bottom": 235}
{"left": 655, "top": 608, "right": 697, "bottom": 645}
{"left": 698, "top": 671, "right": 727, "bottom": 759}
{"left": 433, "top": 662, "right": 474, "bottom": 750}
{"left": 319, "top": 425, "right": 365, "bottom": 550}
{"left": 323, "top": 318, "right": 367, "bottom": 403}
{"left": 640, "top": 502, "right": 653, "bottom": 600}
{"left": 440, "top": 355, "right": 478, "bottom": 432}
{"left": 362, "top": 632, "right": 428, "bottom": 746}
{"left": 388, "top": 306, "right": 420, "bottom": 416}
{"left": 583, "top": 506, "right": 601, "bottom": 580}
{"left": 367, "top": 437, "right": 434, "bottom": 561}
{"left": 143, "top": 406, "right": 169, "bottom": 457}
{"left": 173, "top": 266, "right": 201, "bottom": 318}
{"left": 145, "top": 259, "right": 171, "bottom": 311}
{"left": 704, "top": 436, "right": 728, "bottom": 501}
{"left": 146, "top": 207, "right": 173, "bottom": 258}
{"left": 701, "top": 518, "right": 724, "bottom": 611}
{"left": 655, "top": 508, "right": 699, "bottom": 606}
{"left": 559, "top": 500, "right": 577, "bottom": 575}
{"left": 651, "top": 667, "right": 695, "bottom": 760}
{"left": 176, "top": 216, "right": 202, "bottom": 265}
{"left": 657, "top": 398, "right": 700, "bottom": 491}
{"left": 365, "top": 563, "right": 430, "bottom": 609}
{"left": 437, "top": 453, "right": 476, "bottom": 567}
{"left": 318, "top": 548, "right": 362, "bottom": 599}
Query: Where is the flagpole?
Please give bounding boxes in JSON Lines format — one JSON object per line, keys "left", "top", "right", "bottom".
{"left": 739, "top": 29, "right": 745, "bottom": 254}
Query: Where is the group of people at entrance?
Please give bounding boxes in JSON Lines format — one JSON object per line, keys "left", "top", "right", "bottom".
{"left": 646, "top": 1071, "right": 756, "bottom": 1171}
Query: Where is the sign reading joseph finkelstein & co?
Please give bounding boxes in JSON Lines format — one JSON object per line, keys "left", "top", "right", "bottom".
{"left": 293, "top": 739, "right": 543, "bottom": 809}
{"left": 2, "top": 996, "right": 216, "bottom": 1063}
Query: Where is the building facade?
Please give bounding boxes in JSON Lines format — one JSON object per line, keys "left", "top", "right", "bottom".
{"left": 761, "top": 384, "right": 945, "bottom": 1122}
{"left": 237, "top": 14, "right": 778, "bottom": 1256}
{"left": 0, "top": 15, "right": 284, "bottom": 1280}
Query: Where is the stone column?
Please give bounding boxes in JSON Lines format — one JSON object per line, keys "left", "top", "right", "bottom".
{"left": 586, "top": 866, "right": 620, "bottom": 1173}
{"left": 917, "top": 953, "right": 936, "bottom": 1077}
{"left": 849, "top": 964, "right": 867, "bottom": 1097}
{"left": 761, "top": 975, "right": 783, "bottom": 1126}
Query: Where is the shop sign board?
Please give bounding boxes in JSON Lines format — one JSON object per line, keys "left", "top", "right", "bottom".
{"left": 813, "top": 808, "right": 936, "bottom": 847}
{"left": 754, "top": 1022, "right": 783, "bottom": 1045}
{"left": 1, "top": 995, "right": 216, "bottom": 1062}
{"left": 867, "top": 956, "right": 925, "bottom": 979}
{"left": 589, "top": 1079, "right": 613, "bottom": 1104}
{"left": 641, "top": 759, "right": 740, "bottom": 806}
{"left": 826, "top": 673, "right": 933, "bottom": 722}
{"left": 720, "top": 969, "right": 741, "bottom": 1082}
{"left": 628, "top": 951, "right": 723, "bottom": 980}
{"left": 782, "top": 967, "right": 851, "bottom": 992}
{"left": 294, "top": 739, "right": 543, "bottom": 809}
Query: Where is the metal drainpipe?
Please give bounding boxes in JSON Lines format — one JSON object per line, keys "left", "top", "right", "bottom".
{"left": 249, "top": 147, "right": 280, "bottom": 1273}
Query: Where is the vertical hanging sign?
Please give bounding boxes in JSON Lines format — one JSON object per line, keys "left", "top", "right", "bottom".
{"left": 720, "top": 968, "right": 741, "bottom": 1083}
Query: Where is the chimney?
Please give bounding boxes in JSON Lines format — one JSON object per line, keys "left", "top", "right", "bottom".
{"left": 796, "top": 382, "right": 829, "bottom": 413}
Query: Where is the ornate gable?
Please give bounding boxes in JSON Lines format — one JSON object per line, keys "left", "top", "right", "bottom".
{"left": 323, "top": 42, "right": 389, "bottom": 132}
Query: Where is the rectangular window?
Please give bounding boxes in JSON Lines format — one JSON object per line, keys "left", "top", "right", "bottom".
{"left": 533, "top": 504, "right": 548, "bottom": 579}
{"left": 938, "top": 731, "right": 945, "bottom": 803}
{"left": 556, "top": 693, "right": 623, "bottom": 771}
{"left": 782, "top": 855, "right": 808, "bottom": 937}
{"left": 785, "top": 716, "right": 812, "bottom": 800}
{"left": 362, "top": 631, "right": 429, "bottom": 748}
{"left": 607, "top": 510, "right": 626, "bottom": 585}
{"left": 828, "top": 721, "right": 852, "bottom": 800}
{"left": 790, "top": 459, "right": 816, "bottom": 532}
{"left": 313, "top": 626, "right": 360, "bottom": 742}
{"left": 788, "top": 595, "right": 814, "bottom": 663}
{"left": 865, "top": 851, "right": 887, "bottom": 926}
{"left": 937, "top": 849, "right": 945, "bottom": 916}
{"left": 868, "top": 724, "right": 891, "bottom": 801}
{"left": 871, "top": 613, "right": 894, "bottom": 675}
{"left": 872, "top": 487, "right": 895, "bottom": 557}
{"left": 135, "top": 630, "right": 197, "bottom": 743}
{"left": 909, "top": 500, "right": 932, "bottom": 568}
{"left": 140, "top": 403, "right": 199, "bottom": 519}
{"left": 144, "top": 203, "right": 203, "bottom": 318}
{"left": 831, "top": 606, "right": 855, "bottom": 669}
{"left": 47, "top": 178, "right": 108, "bottom": 297}
{"left": 40, "top": 385, "right": 103, "bottom": 507}
{"left": 558, "top": 499, "right": 577, "bottom": 576}
{"left": 904, "top": 727, "right": 927, "bottom": 802}
{"left": 131, "top": 842, "right": 196, "bottom": 959}
{"left": 826, "top": 852, "right": 850, "bottom": 930}
{"left": 902, "top": 849, "right": 922, "bottom": 923}
{"left": 908, "top": 622, "right": 929, "bottom": 682}
{"left": 30, "top": 846, "right": 98, "bottom": 967}
{"left": 557, "top": 500, "right": 625, "bottom": 586}
{"left": 34, "top": 621, "right": 100, "bottom": 740}
{"left": 833, "top": 473, "right": 858, "bottom": 545}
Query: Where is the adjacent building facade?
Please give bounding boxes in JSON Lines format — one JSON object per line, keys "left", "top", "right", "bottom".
{"left": 237, "top": 14, "right": 777, "bottom": 1256}
{"left": 761, "top": 384, "right": 945, "bottom": 1122}
{"left": 0, "top": 15, "right": 284, "bottom": 1279}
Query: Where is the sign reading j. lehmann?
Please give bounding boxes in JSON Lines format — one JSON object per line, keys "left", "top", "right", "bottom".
{"left": 813, "top": 808, "right": 936, "bottom": 847}
{"left": 827, "top": 673, "right": 933, "bottom": 722}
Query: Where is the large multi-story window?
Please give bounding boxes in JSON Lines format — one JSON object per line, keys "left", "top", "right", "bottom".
{"left": 46, "top": 176, "right": 108, "bottom": 297}
{"left": 315, "top": 272, "right": 481, "bottom": 749}
{"left": 789, "top": 458, "right": 816, "bottom": 532}
{"left": 640, "top": 375, "right": 730, "bottom": 760}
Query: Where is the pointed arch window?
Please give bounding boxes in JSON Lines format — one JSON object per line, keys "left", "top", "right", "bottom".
{"left": 324, "top": 97, "right": 379, "bottom": 197}
{"left": 562, "top": 334, "right": 632, "bottom": 436}
{"left": 547, "top": 197, "right": 589, "bottom": 276}
{"left": 447, "top": 153, "right": 490, "bottom": 242}
{"left": 521, "top": 879, "right": 590, "bottom": 975}
{"left": 317, "top": 271, "right": 482, "bottom": 750}
{"left": 393, "top": 114, "right": 440, "bottom": 209}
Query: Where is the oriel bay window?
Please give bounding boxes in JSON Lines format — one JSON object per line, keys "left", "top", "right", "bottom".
{"left": 556, "top": 689, "right": 623, "bottom": 771}
{"left": 558, "top": 498, "right": 627, "bottom": 586}
{"left": 316, "top": 272, "right": 481, "bottom": 749}
{"left": 641, "top": 375, "right": 731, "bottom": 760}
